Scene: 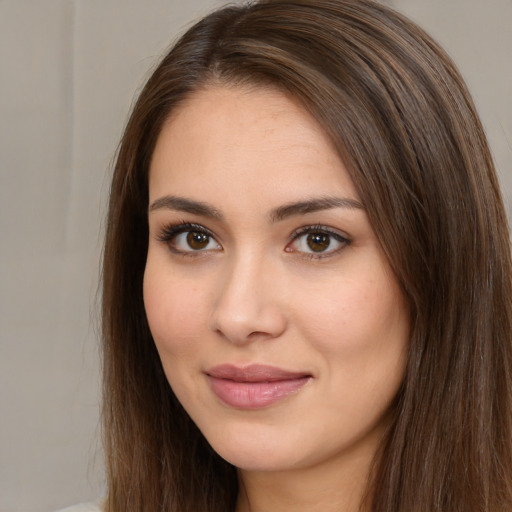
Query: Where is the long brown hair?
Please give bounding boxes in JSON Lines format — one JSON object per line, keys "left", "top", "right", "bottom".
{"left": 102, "top": 1, "right": 512, "bottom": 510}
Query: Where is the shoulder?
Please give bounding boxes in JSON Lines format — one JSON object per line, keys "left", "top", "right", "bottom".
{"left": 55, "top": 502, "right": 103, "bottom": 512}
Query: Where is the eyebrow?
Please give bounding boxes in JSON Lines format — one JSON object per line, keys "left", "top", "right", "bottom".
{"left": 148, "top": 194, "right": 364, "bottom": 222}
{"left": 149, "top": 195, "right": 224, "bottom": 220}
{"left": 269, "top": 196, "right": 365, "bottom": 222}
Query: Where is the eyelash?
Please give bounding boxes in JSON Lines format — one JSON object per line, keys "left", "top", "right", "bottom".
{"left": 156, "top": 222, "right": 351, "bottom": 259}
{"left": 287, "top": 224, "right": 351, "bottom": 260}
{"left": 157, "top": 222, "right": 218, "bottom": 257}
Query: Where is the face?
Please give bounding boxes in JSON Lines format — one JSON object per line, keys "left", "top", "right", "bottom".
{"left": 144, "top": 85, "right": 409, "bottom": 474}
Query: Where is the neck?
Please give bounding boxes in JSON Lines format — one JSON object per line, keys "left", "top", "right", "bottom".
{"left": 235, "top": 442, "right": 377, "bottom": 512}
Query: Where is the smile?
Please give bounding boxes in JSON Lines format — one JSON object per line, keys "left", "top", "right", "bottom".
{"left": 206, "top": 364, "right": 312, "bottom": 409}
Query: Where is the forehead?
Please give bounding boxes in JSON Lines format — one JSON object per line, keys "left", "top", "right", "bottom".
{"left": 148, "top": 85, "right": 357, "bottom": 205}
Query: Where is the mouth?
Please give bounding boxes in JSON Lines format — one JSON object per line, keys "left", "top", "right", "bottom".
{"left": 205, "top": 364, "right": 312, "bottom": 409}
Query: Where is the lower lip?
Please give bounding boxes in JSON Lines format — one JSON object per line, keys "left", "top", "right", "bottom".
{"left": 208, "top": 376, "right": 310, "bottom": 409}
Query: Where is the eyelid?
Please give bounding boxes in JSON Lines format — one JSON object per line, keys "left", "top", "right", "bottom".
{"left": 286, "top": 224, "right": 351, "bottom": 258}
{"left": 156, "top": 221, "right": 211, "bottom": 241}
{"left": 156, "top": 222, "right": 222, "bottom": 254}
{"left": 155, "top": 221, "right": 350, "bottom": 259}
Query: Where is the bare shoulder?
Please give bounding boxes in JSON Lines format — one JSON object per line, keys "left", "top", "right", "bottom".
{"left": 55, "top": 502, "right": 103, "bottom": 512}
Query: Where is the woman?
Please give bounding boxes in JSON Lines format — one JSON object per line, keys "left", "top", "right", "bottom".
{"left": 69, "top": 0, "right": 512, "bottom": 510}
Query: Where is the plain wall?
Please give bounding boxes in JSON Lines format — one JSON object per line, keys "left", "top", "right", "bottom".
{"left": 0, "top": 1, "right": 510, "bottom": 511}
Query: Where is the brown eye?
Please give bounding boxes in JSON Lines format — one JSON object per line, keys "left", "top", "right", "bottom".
{"left": 186, "top": 231, "right": 210, "bottom": 250}
{"left": 160, "top": 225, "right": 221, "bottom": 254}
{"left": 307, "top": 233, "right": 330, "bottom": 252}
{"left": 287, "top": 226, "right": 350, "bottom": 257}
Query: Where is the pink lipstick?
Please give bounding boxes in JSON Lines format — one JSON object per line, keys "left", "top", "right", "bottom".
{"left": 206, "top": 364, "right": 311, "bottom": 409}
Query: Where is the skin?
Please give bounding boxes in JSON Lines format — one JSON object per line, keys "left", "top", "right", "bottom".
{"left": 144, "top": 85, "right": 409, "bottom": 512}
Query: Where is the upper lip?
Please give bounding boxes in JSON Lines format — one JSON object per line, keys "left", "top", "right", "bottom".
{"left": 206, "top": 364, "right": 311, "bottom": 382}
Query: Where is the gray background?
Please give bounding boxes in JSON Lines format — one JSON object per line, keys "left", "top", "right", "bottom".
{"left": 0, "top": 1, "right": 510, "bottom": 511}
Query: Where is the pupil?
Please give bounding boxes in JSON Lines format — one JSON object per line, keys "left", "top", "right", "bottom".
{"left": 187, "top": 231, "right": 209, "bottom": 250}
{"left": 307, "top": 233, "right": 329, "bottom": 252}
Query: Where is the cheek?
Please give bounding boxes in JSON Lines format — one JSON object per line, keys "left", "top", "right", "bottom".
{"left": 143, "top": 263, "right": 216, "bottom": 408}
{"left": 143, "top": 264, "right": 210, "bottom": 357}
{"left": 298, "top": 273, "right": 408, "bottom": 430}
{"left": 295, "top": 269, "right": 409, "bottom": 373}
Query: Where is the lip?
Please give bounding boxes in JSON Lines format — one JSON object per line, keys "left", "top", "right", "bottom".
{"left": 206, "top": 364, "right": 312, "bottom": 410}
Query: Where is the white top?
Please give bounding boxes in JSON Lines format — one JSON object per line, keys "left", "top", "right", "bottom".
{"left": 55, "top": 502, "right": 103, "bottom": 512}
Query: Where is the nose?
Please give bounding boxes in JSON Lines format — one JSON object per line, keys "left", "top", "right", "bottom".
{"left": 208, "top": 254, "right": 287, "bottom": 345}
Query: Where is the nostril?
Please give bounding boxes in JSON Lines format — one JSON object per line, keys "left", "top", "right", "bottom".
{"left": 208, "top": 268, "right": 287, "bottom": 344}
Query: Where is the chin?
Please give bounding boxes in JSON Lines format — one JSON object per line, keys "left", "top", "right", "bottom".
{"left": 217, "top": 447, "right": 299, "bottom": 472}
{"left": 202, "top": 423, "right": 310, "bottom": 472}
